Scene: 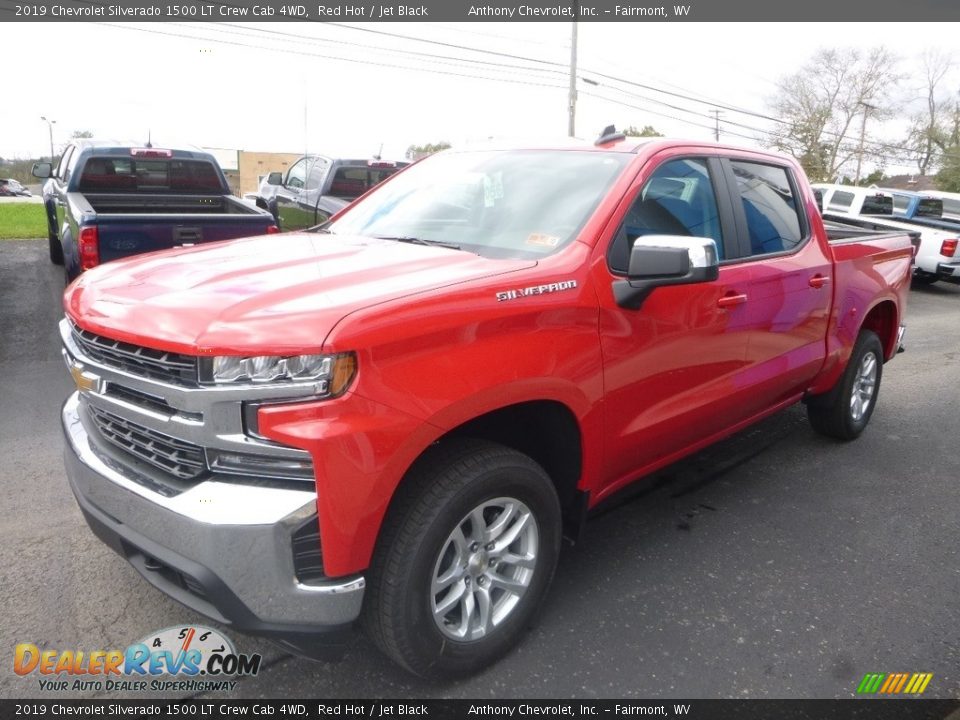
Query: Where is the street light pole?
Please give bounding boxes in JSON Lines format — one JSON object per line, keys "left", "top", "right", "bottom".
{"left": 854, "top": 102, "right": 876, "bottom": 186}
{"left": 40, "top": 116, "right": 57, "bottom": 163}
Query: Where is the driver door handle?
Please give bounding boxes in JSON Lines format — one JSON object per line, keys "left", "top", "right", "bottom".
{"left": 717, "top": 292, "right": 748, "bottom": 308}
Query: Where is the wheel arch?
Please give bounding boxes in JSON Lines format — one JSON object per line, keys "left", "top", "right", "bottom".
{"left": 441, "top": 400, "right": 586, "bottom": 540}
{"left": 860, "top": 299, "right": 899, "bottom": 362}
{"left": 376, "top": 398, "right": 588, "bottom": 562}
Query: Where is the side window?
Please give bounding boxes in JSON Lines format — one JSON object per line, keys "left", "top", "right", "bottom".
{"left": 56, "top": 146, "right": 75, "bottom": 181}
{"left": 730, "top": 161, "right": 803, "bottom": 257}
{"left": 63, "top": 148, "right": 81, "bottom": 185}
{"left": 608, "top": 158, "right": 724, "bottom": 274}
{"left": 827, "top": 190, "right": 854, "bottom": 212}
{"left": 285, "top": 158, "right": 309, "bottom": 190}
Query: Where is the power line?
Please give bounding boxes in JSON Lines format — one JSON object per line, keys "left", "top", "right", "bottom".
{"left": 173, "top": 18, "right": 945, "bottom": 163}
{"left": 209, "top": 22, "right": 568, "bottom": 78}
{"left": 90, "top": 21, "right": 569, "bottom": 92}
{"left": 10, "top": 8, "right": 953, "bottom": 168}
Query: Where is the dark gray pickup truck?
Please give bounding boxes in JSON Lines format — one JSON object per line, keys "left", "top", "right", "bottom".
{"left": 34, "top": 140, "right": 278, "bottom": 281}
{"left": 256, "top": 154, "right": 409, "bottom": 232}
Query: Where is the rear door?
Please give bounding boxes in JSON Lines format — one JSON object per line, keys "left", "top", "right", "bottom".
{"left": 720, "top": 157, "right": 832, "bottom": 413}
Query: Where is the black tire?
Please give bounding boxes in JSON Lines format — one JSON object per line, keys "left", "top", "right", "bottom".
{"left": 806, "top": 330, "right": 884, "bottom": 441}
{"left": 362, "top": 439, "right": 562, "bottom": 679}
{"left": 48, "top": 234, "right": 64, "bottom": 265}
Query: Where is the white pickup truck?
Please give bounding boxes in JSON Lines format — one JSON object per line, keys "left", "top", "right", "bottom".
{"left": 814, "top": 183, "right": 959, "bottom": 285}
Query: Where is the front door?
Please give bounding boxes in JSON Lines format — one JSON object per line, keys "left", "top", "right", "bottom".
{"left": 275, "top": 157, "right": 313, "bottom": 231}
{"left": 594, "top": 152, "right": 755, "bottom": 497}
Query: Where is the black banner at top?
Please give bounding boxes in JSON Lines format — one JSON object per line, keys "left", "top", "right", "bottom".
{"left": 3, "top": 0, "right": 960, "bottom": 21}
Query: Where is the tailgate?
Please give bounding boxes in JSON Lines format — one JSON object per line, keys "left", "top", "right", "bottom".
{"left": 95, "top": 214, "right": 275, "bottom": 264}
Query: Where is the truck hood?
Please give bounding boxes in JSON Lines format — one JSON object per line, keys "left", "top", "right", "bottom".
{"left": 64, "top": 233, "right": 536, "bottom": 354}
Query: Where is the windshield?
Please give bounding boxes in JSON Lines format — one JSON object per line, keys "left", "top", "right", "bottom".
{"left": 327, "top": 150, "right": 630, "bottom": 259}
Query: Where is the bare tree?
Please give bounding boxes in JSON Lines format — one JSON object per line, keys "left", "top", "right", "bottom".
{"left": 903, "top": 50, "right": 954, "bottom": 175}
{"left": 767, "top": 47, "right": 902, "bottom": 182}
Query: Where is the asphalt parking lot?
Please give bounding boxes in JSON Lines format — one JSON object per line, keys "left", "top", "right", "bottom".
{"left": 0, "top": 237, "right": 957, "bottom": 700}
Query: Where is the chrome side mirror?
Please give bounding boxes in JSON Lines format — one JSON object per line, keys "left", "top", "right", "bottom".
{"left": 613, "top": 235, "right": 720, "bottom": 309}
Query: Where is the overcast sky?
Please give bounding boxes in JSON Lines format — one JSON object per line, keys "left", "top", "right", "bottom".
{"left": 2, "top": 21, "right": 958, "bottom": 175}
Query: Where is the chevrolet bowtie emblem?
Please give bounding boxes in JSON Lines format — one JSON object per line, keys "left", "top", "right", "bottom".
{"left": 69, "top": 363, "right": 101, "bottom": 394}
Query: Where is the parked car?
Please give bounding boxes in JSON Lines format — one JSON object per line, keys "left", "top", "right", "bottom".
{"left": 256, "top": 155, "right": 409, "bottom": 232}
{"left": 814, "top": 183, "right": 958, "bottom": 285}
{"left": 60, "top": 132, "right": 913, "bottom": 679}
{"left": 0, "top": 178, "right": 31, "bottom": 196}
{"left": 884, "top": 188, "right": 960, "bottom": 234}
{"left": 33, "top": 140, "right": 278, "bottom": 280}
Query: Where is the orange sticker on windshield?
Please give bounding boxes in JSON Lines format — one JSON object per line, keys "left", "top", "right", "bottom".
{"left": 525, "top": 233, "right": 561, "bottom": 248}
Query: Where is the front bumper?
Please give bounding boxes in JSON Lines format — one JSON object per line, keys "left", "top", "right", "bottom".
{"left": 62, "top": 392, "right": 364, "bottom": 658}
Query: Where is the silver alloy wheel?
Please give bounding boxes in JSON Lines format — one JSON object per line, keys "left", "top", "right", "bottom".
{"left": 850, "top": 351, "right": 878, "bottom": 422}
{"left": 430, "top": 497, "right": 539, "bottom": 641}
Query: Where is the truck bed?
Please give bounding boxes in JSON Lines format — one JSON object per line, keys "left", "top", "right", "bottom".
{"left": 65, "top": 191, "right": 277, "bottom": 267}
{"left": 823, "top": 218, "right": 921, "bottom": 246}
{"left": 84, "top": 193, "right": 263, "bottom": 215}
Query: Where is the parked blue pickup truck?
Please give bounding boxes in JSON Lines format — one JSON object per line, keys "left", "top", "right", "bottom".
{"left": 33, "top": 140, "right": 278, "bottom": 281}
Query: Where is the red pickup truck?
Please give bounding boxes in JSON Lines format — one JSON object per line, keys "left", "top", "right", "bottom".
{"left": 60, "top": 132, "right": 912, "bottom": 679}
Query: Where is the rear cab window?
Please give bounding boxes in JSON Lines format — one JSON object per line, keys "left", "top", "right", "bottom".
{"left": 77, "top": 158, "right": 224, "bottom": 193}
{"left": 329, "top": 166, "right": 404, "bottom": 200}
{"left": 827, "top": 191, "right": 855, "bottom": 213}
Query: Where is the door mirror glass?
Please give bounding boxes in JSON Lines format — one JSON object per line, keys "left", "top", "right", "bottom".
{"left": 266, "top": 171, "right": 283, "bottom": 186}
{"left": 32, "top": 162, "right": 53, "bottom": 179}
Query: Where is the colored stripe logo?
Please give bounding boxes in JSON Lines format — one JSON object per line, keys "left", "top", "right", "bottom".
{"left": 857, "top": 673, "right": 933, "bottom": 694}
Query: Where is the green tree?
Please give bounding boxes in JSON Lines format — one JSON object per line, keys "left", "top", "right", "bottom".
{"left": 71, "top": 130, "right": 94, "bottom": 139}
{"left": 623, "top": 125, "right": 664, "bottom": 137}
{"left": 405, "top": 142, "right": 451, "bottom": 161}
{"left": 861, "top": 168, "right": 889, "bottom": 186}
{"left": 936, "top": 146, "right": 960, "bottom": 191}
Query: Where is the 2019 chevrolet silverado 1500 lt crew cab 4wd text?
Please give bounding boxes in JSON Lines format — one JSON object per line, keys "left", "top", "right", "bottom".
{"left": 60, "top": 131, "right": 913, "bottom": 678}
{"left": 34, "top": 140, "right": 278, "bottom": 281}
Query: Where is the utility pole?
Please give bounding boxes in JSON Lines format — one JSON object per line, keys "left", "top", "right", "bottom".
{"left": 710, "top": 110, "right": 723, "bottom": 142}
{"left": 40, "top": 116, "right": 56, "bottom": 162}
{"left": 567, "top": 20, "right": 578, "bottom": 137}
{"left": 854, "top": 101, "right": 876, "bottom": 186}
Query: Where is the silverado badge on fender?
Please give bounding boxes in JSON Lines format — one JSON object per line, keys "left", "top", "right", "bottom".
{"left": 496, "top": 280, "right": 578, "bottom": 302}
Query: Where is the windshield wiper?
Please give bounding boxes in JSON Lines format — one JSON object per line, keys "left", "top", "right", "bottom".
{"left": 373, "top": 235, "right": 462, "bottom": 251}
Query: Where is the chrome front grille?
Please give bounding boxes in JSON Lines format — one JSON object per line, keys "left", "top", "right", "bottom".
{"left": 87, "top": 404, "right": 207, "bottom": 481}
{"left": 71, "top": 322, "right": 199, "bottom": 387}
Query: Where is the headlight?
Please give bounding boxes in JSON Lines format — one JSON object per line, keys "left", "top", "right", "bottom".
{"left": 203, "top": 352, "right": 357, "bottom": 394}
